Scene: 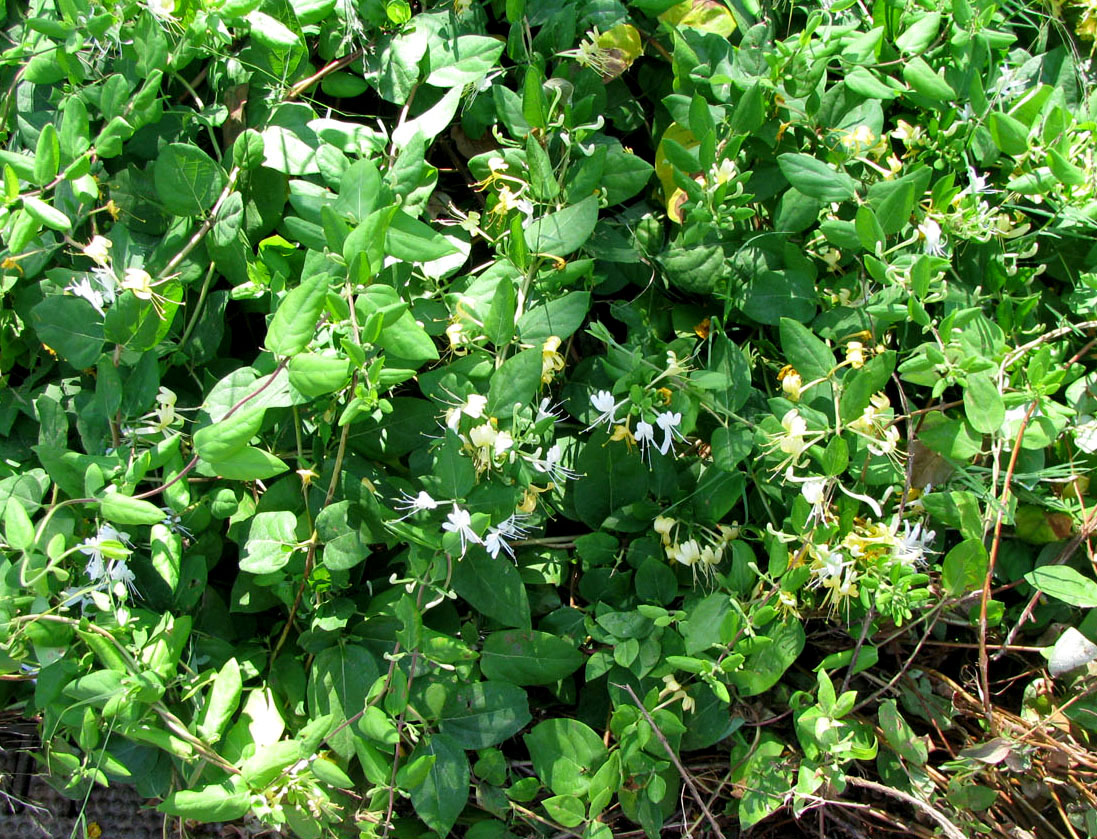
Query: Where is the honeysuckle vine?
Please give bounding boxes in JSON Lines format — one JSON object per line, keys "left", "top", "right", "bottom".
{"left": 3, "top": 1, "right": 1097, "bottom": 838}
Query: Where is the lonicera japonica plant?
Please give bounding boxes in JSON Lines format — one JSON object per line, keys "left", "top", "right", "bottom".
{"left": 2, "top": 0, "right": 1097, "bottom": 837}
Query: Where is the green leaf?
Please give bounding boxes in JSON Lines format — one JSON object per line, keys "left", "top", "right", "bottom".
{"left": 440, "top": 682, "right": 532, "bottom": 748}
{"left": 266, "top": 273, "right": 330, "bottom": 357}
{"left": 879, "top": 699, "right": 927, "bottom": 766}
{"left": 211, "top": 190, "right": 244, "bottom": 248}
{"left": 34, "top": 122, "right": 59, "bottom": 186}
{"left": 874, "top": 180, "right": 915, "bottom": 234}
{"left": 198, "top": 658, "right": 243, "bottom": 745}
{"left": 287, "top": 353, "right": 351, "bottom": 397}
{"left": 426, "top": 35, "right": 505, "bottom": 87}
{"left": 100, "top": 492, "right": 168, "bottom": 525}
{"left": 839, "top": 351, "right": 895, "bottom": 423}
{"left": 727, "top": 619, "right": 806, "bottom": 697}
{"left": 375, "top": 310, "right": 439, "bottom": 365}
{"left": 202, "top": 446, "right": 289, "bottom": 481}
{"left": 386, "top": 211, "right": 458, "bottom": 262}
{"left": 737, "top": 738, "right": 791, "bottom": 830}
{"left": 711, "top": 426, "right": 753, "bottom": 472}
{"left": 158, "top": 784, "right": 250, "bottom": 822}
{"left": 150, "top": 523, "right": 182, "bottom": 595}
{"left": 571, "top": 434, "right": 650, "bottom": 529}
{"left": 902, "top": 57, "right": 955, "bottom": 102}
{"left": 526, "top": 134, "right": 558, "bottom": 201}
{"left": 486, "top": 348, "right": 541, "bottom": 416}
{"left": 542, "top": 795, "right": 585, "bottom": 828}
{"left": 964, "top": 372, "right": 1004, "bottom": 434}
{"left": 895, "top": 11, "right": 941, "bottom": 54}
{"left": 484, "top": 277, "right": 517, "bottom": 346}
{"left": 742, "top": 271, "right": 816, "bottom": 324}
{"left": 517, "top": 292, "right": 591, "bottom": 343}
{"left": 240, "top": 511, "right": 298, "bottom": 573}
{"left": 780, "top": 317, "right": 835, "bottom": 384}
{"left": 261, "top": 126, "right": 319, "bottom": 176}
{"left": 194, "top": 406, "right": 266, "bottom": 462}
{"left": 307, "top": 644, "right": 380, "bottom": 759}
{"left": 480, "top": 629, "right": 583, "bottom": 685}
{"left": 776, "top": 154, "right": 857, "bottom": 202}
{"left": 289, "top": 0, "right": 335, "bottom": 25}
{"left": 844, "top": 67, "right": 900, "bottom": 100}
{"left": 153, "top": 144, "right": 226, "bottom": 216}
{"left": 923, "top": 491, "right": 983, "bottom": 541}
{"left": 684, "top": 592, "right": 730, "bottom": 654}
{"left": 4, "top": 497, "right": 34, "bottom": 551}
{"left": 452, "top": 550, "right": 531, "bottom": 629}
{"left": 246, "top": 9, "right": 303, "bottom": 49}
{"left": 855, "top": 204, "right": 884, "bottom": 252}
{"left": 408, "top": 734, "right": 469, "bottom": 837}
{"left": 941, "top": 538, "right": 988, "bottom": 596}
{"left": 524, "top": 196, "right": 599, "bottom": 257}
{"left": 334, "top": 158, "right": 382, "bottom": 222}
{"left": 730, "top": 82, "right": 765, "bottom": 133}
{"left": 1025, "top": 566, "right": 1097, "bottom": 608}
{"left": 22, "top": 195, "right": 71, "bottom": 231}
{"left": 525, "top": 719, "right": 607, "bottom": 796}
{"left": 988, "top": 111, "right": 1029, "bottom": 156}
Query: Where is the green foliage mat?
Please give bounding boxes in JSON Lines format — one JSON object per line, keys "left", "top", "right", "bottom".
{"left": 2, "top": 0, "right": 1097, "bottom": 836}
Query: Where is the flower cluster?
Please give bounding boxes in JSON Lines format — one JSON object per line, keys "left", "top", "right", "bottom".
{"left": 785, "top": 517, "right": 936, "bottom": 619}
{"left": 61, "top": 524, "right": 137, "bottom": 611}
{"left": 654, "top": 514, "right": 736, "bottom": 577}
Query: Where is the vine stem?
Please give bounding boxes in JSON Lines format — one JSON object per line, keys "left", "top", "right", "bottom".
{"left": 978, "top": 398, "right": 1035, "bottom": 733}
{"left": 160, "top": 166, "right": 241, "bottom": 279}
{"left": 269, "top": 281, "right": 361, "bottom": 667}
{"left": 286, "top": 48, "right": 365, "bottom": 100}
{"left": 615, "top": 682, "right": 727, "bottom": 839}
{"left": 843, "top": 776, "right": 966, "bottom": 839}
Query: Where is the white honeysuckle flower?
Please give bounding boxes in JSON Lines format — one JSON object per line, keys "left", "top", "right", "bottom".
{"left": 442, "top": 504, "right": 481, "bottom": 556}
{"left": 445, "top": 393, "right": 488, "bottom": 430}
{"left": 394, "top": 490, "right": 440, "bottom": 521}
{"left": 778, "top": 409, "right": 808, "bottom": 455}
{"left": 528, "top": 444, "right": 579, "bottom": 483}
{"left": 536, "top": 398, "right": 562, "bottom": 423}
{"left": 653, "top": 516, "right": 676, "bottom": 537}
{"left": 83, "top": 235, "right": 112, "bottom": 266}
{"left": 918, "top": 218, "right": 946, "bottom": 256}
{"left": 655, "top": 411, "right": 684, "bottom": 455}
{"left": 67, "top": 276, "right": 106, "bottom": 316}
{"left": 468, "top": 423, "right": 497, "bottom": 449}
{"left": 147, "top": 0, "right": 175, "bottom": 19}
{"left": 483, "top": 513, "right": 530, "bottom": 559}
{"left": 966, "top": 166, "right": 994, "bottom": 195}
{"left": 810, "top": 545, "right": 847, "bottom": 585}
{"left": 493, "top": 429, "right": 514, "bottom": 457}
{"left": 586, "top": 390, "right": 622, "bottom": 430}
{"left": 635, "top": 419, "right": 655, "bottom": 461}
{"left": 674, "top": 538, "right": 701, "bottom": 567}
{"left": 892, "top": 521, "right": 936, "bottom": 568}
{"left": 78, "top": 524, "right": 137, "bottom": 600}
{"left": 122, "top": 267, "right": 154, "bottom": 295}
{"left": 91, "top": 264, "right": 118, "bottom": 305}
{"left": 79, "top": 524, "right": 131, "bottom": 568}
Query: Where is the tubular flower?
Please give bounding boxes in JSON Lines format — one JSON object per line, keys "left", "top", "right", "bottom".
{"left": 655, "top": 411, "right": 684, "bottom": 455}
{"left": 586, "top": 390, "right": 623, "bottom": 430}
{"left": 442, "top": 504, "right": 481, "bottom": 556}
{"left": 541, "top": 336, "right": 566, "bottom": 384}
{"left": 393, "top": 490, "right": 440, "bottom": 521}
{"left": 778, "top": 365, "right": 803, "bottom": 401}
{"left": 83, "top": 236, "right": 112, "bottom": 266}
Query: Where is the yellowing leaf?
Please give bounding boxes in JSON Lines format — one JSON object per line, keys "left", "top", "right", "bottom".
{"left": 659, "top": 0, "right": 737, "bottom": 38}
